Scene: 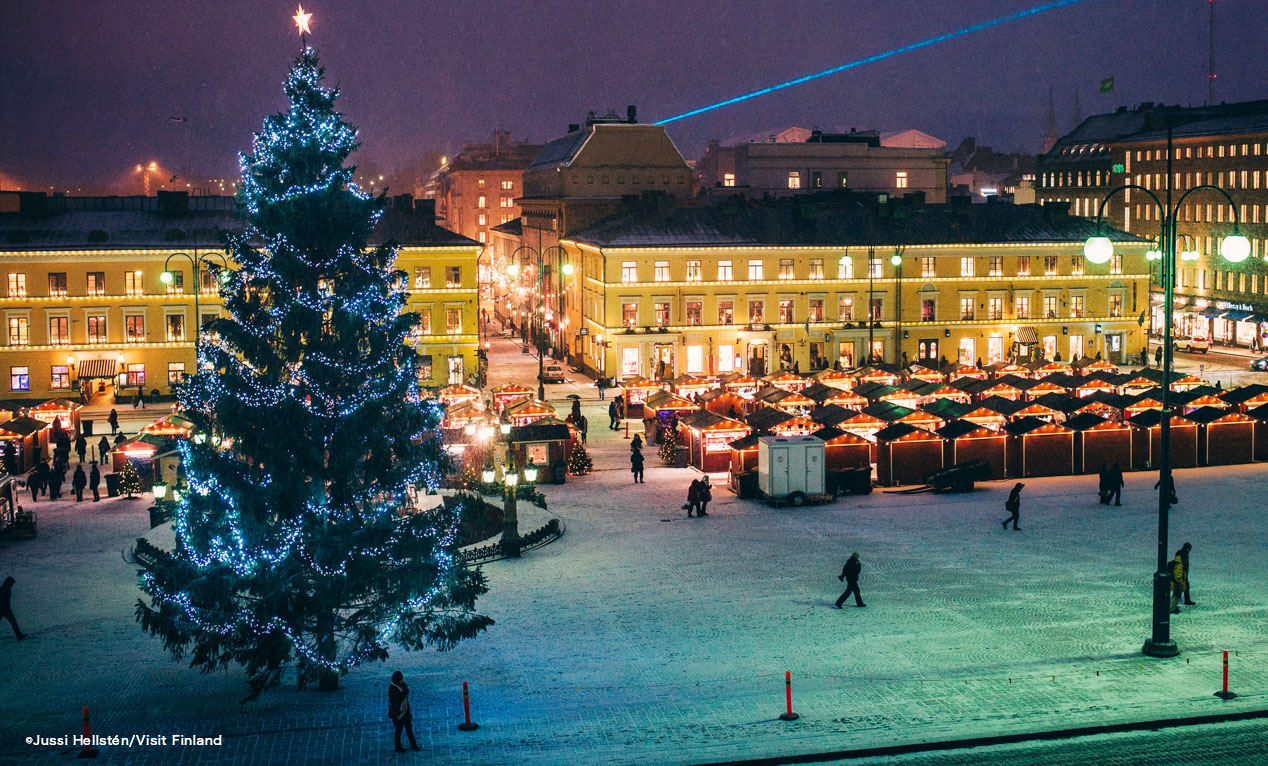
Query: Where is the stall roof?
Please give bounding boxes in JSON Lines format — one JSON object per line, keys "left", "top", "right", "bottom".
{"left": 921, "top": 399, "right": 971, "bottom": 419}
{"left": 31, "top": 398, "right": 82, "bottom": 411}
{"left": 644, "top": 390, "right": 699, "bottom": 411}
{"left": 977, "top": 395, "right": 1027, "bottom": 416}
{"left": 935, "top": 419, "right": 1002, "bottom": 440}
{"left": 746, "top": 407, "right": 799, "bottom": 431}
{"left": 0, "top": 415, "right": 50, "bottom": 436}
{"left": 1127, "top": 409, "right": 1195, "bottom": 428}
{"left": 808, "top": 404, "right": 856, "bottom": 427}
{"left": 861, "top": 402, "right": 916, "bottom": 422}
{"left": 505, "top": 398, "right": 555, "bottom": 414}
{"left": 508, "top": 423, "right": 572, "bottom": 442}
{"left": 1003, "top": 416, "right": 1072, "bottom": 436}
{"left": 855, "top": 381, "right": 903, "bottom": 400}
{"left": 621, "top": 376, "right": 661, "bottom": 389}
{"left": 669, "top": 374, "right": 709, "bottom": 387}
{"left": 1063, "top": 412, "right": 1122, "bottom": 431}
{"left": 1184, "top": 406, "right": 1251, "bottom": 425}
{"left": 874, "top": 422, "right": 929, "bottom": 441}
{"left": 801, "top": 382, "right": 847, "bottom": 403}
{"left": 1246, "top": 402, "right": 1268, "bottom": 421}
{"left": 1087, "top": 390, "right": 1130, "bottom": 410}
{"left": 729, "top": 434, "right": 762, "bottom": 450}
{"left": 1220, "top": 384, "right": 1268, "bottom": 405}
{"left": 681, "top": 410, "right": 747, "bottom": 431}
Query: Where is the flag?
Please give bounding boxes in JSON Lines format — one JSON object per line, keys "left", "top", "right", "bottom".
{"left": 1099, "top": 77, "right": 1115, "bottom": 93}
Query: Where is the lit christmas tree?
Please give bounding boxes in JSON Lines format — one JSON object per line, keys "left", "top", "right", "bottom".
{"left": 567, "top": 443, "right": 593, "bottom": 475}
{"left": 136, "top": 48, "right": 491, "bottom": 699}
{"left": 117, "top": 461, "right": 142, "bottom": 498}
{"left": 659, "top": 425, "right": 679, "bottom": 465}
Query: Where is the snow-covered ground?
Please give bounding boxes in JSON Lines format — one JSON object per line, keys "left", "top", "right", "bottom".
{"left": 0, "top": 333, "right": 1266, "bottom": 765}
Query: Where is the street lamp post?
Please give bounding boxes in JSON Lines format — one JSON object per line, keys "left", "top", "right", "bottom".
{"left": 161, "top": 250, "right": 229, "bottom": 359}
{"left": 512, "top": 244, "right": 573, "bottom": 400}
{"left": 891, "top": 247, "right": 905, "bottom": 366}
{"left": 1086, "top": 133, "right": 1248, "bottom": 659}
{"left": 482, "top": 448, "right": 538, "bottom": 558}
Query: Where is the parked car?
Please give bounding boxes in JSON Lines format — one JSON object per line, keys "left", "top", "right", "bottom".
{"left": 539, "top": 363, "right": 565, "bottom": 383}
{"left": 1251, "top": 355, "right": 1268, "bottom": 371}
{"left": 1174, "top": 336, "right": 1210, "bottom": 353}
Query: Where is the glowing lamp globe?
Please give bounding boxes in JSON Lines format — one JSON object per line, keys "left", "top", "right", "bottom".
{"left": 506, "top": 264, "right": 521, "bottom": 277}
{"left": 481, "top": 467, "right": 496, "bottom": 484}
{"left": 1083, "top": 236, "right": 1114, "bottom": 265}
{"left": 523, "top": 461, "right": 538, "bottom": 483}
{"left": 561, "top": 262, "right": 575, "bottom": 276}
{"left": 890, "top": 254, "right": 903, "bottom": 266}
{"left": 1181, "top": 249, "right": 1200, "bottom": 262}
{"left": 504, "top": 473, "right": 519, "bottom": 487}
{"left": 159, "top": 271, "right": 174, "bottom": 285}
{"left": 499, "top": 422, "right": 511, "bottom": 435}
{"left": 1221, "top": 234, "right": 1251, "bottom": 263}
{"left": 1145, "top": 249, "right": 1161, "bottom": 262}
{"left": 152, "top": 481, "right": 168, "bottom": 500}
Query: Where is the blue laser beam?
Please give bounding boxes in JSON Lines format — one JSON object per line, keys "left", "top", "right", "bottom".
{"left": 655, "top": 0, "right": 1090, "bottom": 125}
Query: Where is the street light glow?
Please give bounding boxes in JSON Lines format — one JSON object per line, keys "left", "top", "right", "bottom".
{"left": 1083, "top": 236, "right": 1113, "bottom": 265}
{"left": 1221, "top": 234, "right": 1251, "bottom": 263}
{"left": 159, "top": 271, "right": 174, "bottom": 284}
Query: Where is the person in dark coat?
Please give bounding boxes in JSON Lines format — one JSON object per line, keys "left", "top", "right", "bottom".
{"left": 47, "top": 465, "right": 63, "bottom": 501}
{"left": 630, "top": 433, "right": 643, "bottom": 452}
{"left": 1108, "top": 463, "right": 1124, "bottom": 506}
{"left": 89, "top": 462, "right": 101, "bottom": 502}
{"left": 135, "top": 386, "right": 145, "bottom": 409}
{"left": 1097, "top": 463, "right": 1110, "bottom": 504}
{"left": 97, "top": 436, "right": 111, "bottom": 461}
{"left": 108, "top": 409, "right": 119, "bottom": 434}
{"left": 630, "top": 448, "right": 645, "bottom": 484}
{"left": 0, "top": 577, "right": 27, "bottom": 639}
{"left": 1001, "top": 482, "right": 1023, "bottom": 530}
{"left": 608, "top": 400, "right": 619, "bottom": 430}
{"left": 1155, "top": 346, "right": 1163, "bottom": 368}
{"left": 578, "top": 414, "right": 588, "bottom": 445}
{"left": 686, "top": 479, "right": 701, "bottom": 517}
{"left": 387, "top": 671, "right": 419, "bottom": 752}
{"left": 1155, "top": 469, "right": 1178, "bottom": 507}
{"left": 597, "top": 377, "right": 606, "bottom": 400}
{"left": 697, "top": 475, "right": 712, "bottom": 516}
{"left": 114, "top": 433, "right": 127, "bottom": 446}
{"left": 1179, "top": 542, "right": 1195, "bottom": 605}
{"left": 72, "top": 465, "right": 87, "bottom": 502}
{"left": 29, "top": 462, "right": 48, "bottom": 501}
{"left": 75, "top": 434, "right": 87, "bottom": 464}
{"left": 835, "top": 552, "right": 866, "bottom": 608}
{"left": 50, "top": 418, "right": 64, "bottom": 451}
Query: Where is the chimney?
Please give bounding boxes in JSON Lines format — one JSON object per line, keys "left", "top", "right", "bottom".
{"left": 414, "top": 198, "right": 436, "bottom": 222}
{"left": 627, "top": 105, "right": 637, "bottom": 124}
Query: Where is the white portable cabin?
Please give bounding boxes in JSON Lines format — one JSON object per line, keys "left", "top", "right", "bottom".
{"left": 757, "top": 435, "right": 825, "bottom": 499}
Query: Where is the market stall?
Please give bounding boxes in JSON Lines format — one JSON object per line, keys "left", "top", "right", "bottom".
{"left": 721, "top": 373, "right": 762, "bottom": 399}
{"left": 1187, "top": 406, "right": 1254, "bottom": 466}
{"left": 679, "top": 411, "right": 750, "bottom": 473}
{"left": 936, "top": 419, "right": 1007, "bottom": 479}
{"left": 437, "top": 383, "right": 482, "bottom": 407}
{"left": 1066, "top": 413, "right": 1133, "bottom": 474}
{"left": 490, "top": 383, "right": 534, "bottom": 411}
{"left": 1127, "top": 409, "right": 1198, "bottom": 470}
{"left": 753, "top": 386, "right": 814, "bottom": 414}
{"left": 505, "top": 398, "right": 556, "bottom": 428}
{"left": 809, "top": 368, "right": 856, "bottom": 391}
{"left": 943, "top": 362, "right": 987, "bottom": 381}
{"left": 904, "top": 363, "right": 944, "bottom": 384}
{"left": 110, "top": 434, "right": 167, "bottom": 480}
{"left": 745, "top": 408, "right": 818, "bottom": 437}
{"left": 727, "top": 434, "right": 761, "bottom": 497}
{"left": 1248, "top": 402, "right": 1268, "bottom": 461}
{"left": 854, "top": 366, "right": 901, "bottom": 387}
{"left": 875, "top": 423, "right": 943, "bottom": 486}
{"left": 669, "top": 374, "right": 713, "bottom": 400}
{"left": 139, "top": 415, "right": 193, "bottom": 440}
{"left": 699, "top": 388, "right": 749, "bottom": 419}
{"left": 812, "top": 426, "right": 871, "bottom": 471}
{"left": 1220, "top": 384, "right": 1268, "bottom": 414}
{"left": 1004, "top": 417, "right": 1074, "bottom": 477}
{"left": 29, "top": 398, "right": 82, "bottom": 435}
{"left": 764, "top": 370, "right": 809, "bottom": 393}
{"left": 507, "top": 423, "right": 572, "bottom": 484}
{"left": 0, "top": 416, "right": 50, "bottom": 474}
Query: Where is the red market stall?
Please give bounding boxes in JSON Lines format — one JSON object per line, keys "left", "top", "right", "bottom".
{"left": 1065, "top": 413, "right": 1133, "bottom": 474}
{"left": 962, "top": 378, "right": 1023, "bottom": 402}
{"left": 490, "top": 383, "right": 534, "bottom": 411}
{"left": 437, "top": 383, "right": 481, "bottom": 407}
{"left": 1220, "top": 384, "right": 1268, "bottom": 414}
{"left": 1004, "top": 417, "right": 1074, "bottom": 477}
{"left": 139, "top": 415, "right": 193, "bottom": 440}
{"left": 29, "top": 398, "right": 82, "bottom": 435}
{"left": 936, "top": 419, "right": 1007, "bottom": 479}
{"left": 808, "top": 404, "right": 855, "bottom": 429}
{"left": 1170, "top": 374, "right": 1205, "bottom": 392}
{"left": 727, "top": 434, "right": 761, "bottom": 497}
{"left": 1029, "top": 361, "right": 1070, "bottom": 378}
{"left": 812, "top": 426, "right": 871, "bottom": 471}
{"left": 700, "top": 388, "right": 748, "bottom": 419}
{"left": 443, "top": 401, "right": 486, "bottom": 431}
{"left": 507, "top": 423, "right": 572, "bottom": 484}
{"left": 1175, "top": 387, "right": 1230, "bottom": 415}
{"left": 620, "top": 376, "right": 663, "bottom": 419}
{"left": 680, "top": 411, "right": 750, "bottom": 473}
{"left": 810, "top": 368, "right": 856, "bottom": 390}
{"left": 1073, "top": 377, "right": 1118, "bottom": 398}
{"left": 1187, "top": 406, "right": 1255, "bottom": 466}
{"left": 0, "top": 416, "right": 50, "bottom": 473}
{"left": 754, "top": 386, "right": 814, "bottom": 414}
{"left": 875, "top": 423, "right": 943, "bottom": 486}
{"left": 644, "top": 390, "right": 700, "bottom": 418}
{"left": 1125, "top": 390, "right": 1166, "bottom": 418}
{"left": 985, "top": 361, "right": 1030, "bottom": 379}
{"left": 943, "top": 362, "right": 987, "bottom": 381}
{"left": 111, "top": 434, "right": 167, "bottom": 479}
{"left": 1117, "top": 372, "right": 1159, "bottom": 397}
{"left": 1127, "top": 410, "right": 1198, "bottom": 470}
{"left": 721, "top": 373, "right": 762, "bottom": 399}
{"left": 505, "top": 398, "right": 556, "bottom": 427}
{"left": 669, "top": 374, "right": 713, "bottom": 400}
{"left": 764, "top": 370, "right": 809, "bottom": 393}
{"left": 904, "top": 363, "right": 944, "bottom": 384}
{"left": 854, "top": 366, "right": 901, "bottom": 387}
{"left": 920, "top": 399, "right": 972, "bottom": 430}
{"left": 746, "top": 407, "right": 817, "bottom": 436}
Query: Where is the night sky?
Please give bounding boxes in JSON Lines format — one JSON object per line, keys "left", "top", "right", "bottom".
{"left": 2, "top": 0, "right": 1266, "bottom": 194}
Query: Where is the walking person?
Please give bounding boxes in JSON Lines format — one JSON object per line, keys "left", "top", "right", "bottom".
{"left": 89, "top": 461, "right": 101, "bottom": 502}
{"left": 1155, "top": 345, "right": 1163, "bottom": 368}
{"left": 685, "top": 478, "right": 701, "bottom": 517}
{"left": 108, "top": 409, "right": 119, "bottom": 435}
{"left": 1155, "top": 469, "right": 1178, "bottom": 508}
{"left": 835, "top": 552, "right": 866, "bottom": 608}
{"left": 578, "top": 414, "right": 588, "bottom": 444}
{"left": 387, "top": 671, "right": 420, "bottom": 752}
{"left": 1169, "top": 551, "right": 1185, "bottom": 614}
{"left": 1108, "top": 463, "right": 1124, "bottom": 506}
{"left": 72, "top": 465, "right": 87, "bottom": 503}
{"left": 48, "top": 464, "right": 64, "bottom": 502}
{"left": 608, "top": 400, "right": 619, "bottom": 430}
{"left": 1097, "top": 463, "right": 1110, "bottom": 505}
{"left": 1001, "top": 482, "right": 1023, "bottom": 530}
{"left": 0, "top": 577, "right": 26, "bottom": 640}
{"left": 597, "top": 377, "right": 606, "bottom": 401}
{"left": 1179, "top": 542, "right": 1195, "bottom": 605}
{"left": 75, "top": 434, "right": 87, "bottom": 464}
{"left": 630, "top": 447, "right": 645, "bottom": 484}
{"left": 697, "top": 475, "right": 712, "bottom": 516}
{"left": 27, "top": 468, "right": 43, "bottom": 503}
{"left": 97, "top": 436, "right": 111, "bottom": 462}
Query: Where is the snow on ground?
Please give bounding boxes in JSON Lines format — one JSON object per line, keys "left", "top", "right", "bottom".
{"left": 0, "top": 333, "right": 1265, "bottom": 765}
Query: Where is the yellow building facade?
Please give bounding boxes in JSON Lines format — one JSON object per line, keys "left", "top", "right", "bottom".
{"left": 562, "top": 200, "right": 1150, "bottom": 380}
{"left": 0, "top": 192, "right": 481, "bottom": 401}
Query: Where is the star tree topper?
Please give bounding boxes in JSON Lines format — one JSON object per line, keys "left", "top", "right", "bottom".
{"left": 293, "top": 5, "right": 313, "bottom": 41}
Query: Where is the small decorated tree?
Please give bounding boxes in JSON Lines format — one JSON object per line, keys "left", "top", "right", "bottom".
{"left": 118, "top": 461, "right": 142, "bottom": 498}
{"left": 567, "top": 443, "right": 593, "bottom": 475}
{"left": 659, "top": 425, "right": 679, "bottom": 465}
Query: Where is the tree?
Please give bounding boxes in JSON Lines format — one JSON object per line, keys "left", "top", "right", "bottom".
{"left": 659, "top": 424, "right": 679, "bottom": 465}
{"left": 136, "top": 49, "right": 491, "bottom": 700}
{"left": 117, "top": 461, "right": 142, "bottom": 498}
{"left": 567, "top": 443, "right": 593, "bottom": 475}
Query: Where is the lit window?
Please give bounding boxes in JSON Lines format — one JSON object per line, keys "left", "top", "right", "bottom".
{"left": 125, "top": 314, "right": 145, "bottom": 342}
{"left": 414, "top": 266, "right": 431, "bottom": 289}
{"left": 477, "top": 213, "right": 487, "bottom": 226}
{"left": 477, "top": 195, "right": 486, "bottom": 208}
{"left": 1044, "top": 256, "right": 1059, "bottom": 275}
{"left": 960, "top": 257, "right": 975, "bottom": 277}
{"left": 838, "top": 257, "right": 854, "bottom": 279}
{"left": 86, "top": 272, "right": 105, "bottom": 296}
{"left": 989, "top": 256, "right": 1002, "bottom": 277}
{"left": 1015, "top": 295, "right": 1030, "bottom": 319}
{"left": 869, "top": 257, "right": 882, "bottom": 278}
{"left": 446, "top": 266, "right": 461, "bottom": 287}
{"left": 6, "top": 273, "right": 25, "bottom": 298}
{"left": 717, "top": 260, "right": 733, "bottom": 281}
{"left": 8, "top": 317, "right": 29, "bottom": 346}
{"left": 808, "top": 259, "right": 824, "bottom": 279}
{"left": 686, "top": 301, "right": 702, "bottom": 325}
{"left": 125, "top": 270, "right": 143, "bottom": 296}
{"left": 622, "top": 262, "right": 638, "bottom": 282}
{"left": 921, "top": 257, "right": 935, "bottom": 278}
{"left": 895, "top": 171, "right": 908, "bottom": 189}
{"left": 48, "top": 272, "right": 67, "bottom": 297}
{"left": 779, "top": 299, "right": 794, "bottom": 323}
{"left": 419, "top": 309, "right": 431, "bottom": 334}
{"left": 446, "top": 308, "right": 462, "bottom": 334}
{"left": 168, "top": 362, "right": 186, "bottom": 384}
{"left": 717, "top": 300, "right": 733, "bottom": 324}
{"left": 723, "top": 173, "right": 736, "bottom": 187}
{"left": 1043, "top": 295, "right": 1058, "bottom": 318}
{"left": 166, "top": 314, "right": 185, "bottom": 341}
{"left": 779, "top": 259, "right": 794, "bottom": 279}
{"left": 748, "top": 260, "right": 764, "bottom": 280}
{"left": 654, "top": 261, "right": 670, "bottom": 282}
{"left": 477, "top": 179, "right": 485, "bottom": 189}
{"left": 50, "top": 365, "right": 70, "bottom": 390}
{"left": 87, "top": 315, "right": 107, "bottom": 343}
{"left": 500, "top": 196, "right": 513, "bottom": 208}
{"left": 1071, "top": 255, "right": 1085, "bottom": 276}
{"left": 48, "top": 316, "right": 68, "bottom": 345}
{"left": 921, "top": 298, "right": 935, "bottom": 321}
{"left": 622, "top": 302, "right": 639, "bottom": 327}
{"left": 165, "top": 271, "right": 184, "bottom": 295}
{"left": 808, "top": 298, "right": 824, "bottom": 321}
{"left": 654, "top": 302, "right": 670, "bottom": 326}
{"left": 1069, "top": 295, "right": 1084, "bottom": 318}
{"left": 1110, "top": 254, "right": 1122, "bottom": 275}
{"left": 1017, "top": 256, "right": 1030, "bottom": 275}
{"left": 1109, "top": 294, "right": 1123, "bottom": 317}
{"left": 10, "top": 366, "right": 29, "bottom": 391}
{"left": 988, "top": 297, "right": 1003, "bottom": 320}
{"left": 748, "top": 299, "right": 764, "bottom": 323}
{"left": 787, "top": 171, "right": 801, "bottom": 189}
{"left": 959, "top": 297, "right": 975, "bottom": 320}
{"left": 838, "top": 297, "right": 854, "bottom": 321}
{"left": 477, "top": 231, "right": 487, "bottom": 243}
{"left": 686, "top": 260, "right": 701, "bottom": 281}
{"left": 501, "top": 180, "right": 513, "bottom": 190}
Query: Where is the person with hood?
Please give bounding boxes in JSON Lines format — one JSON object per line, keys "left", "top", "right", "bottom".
{"left": 1001, "top": 483, "right": 1023, "bottom": 530}
{"left": 697, "top": 475, "right": 712, "bottom": 516}
{"left": 630, "top": 433, "right": 643, "bottom": 452}
{"left": 1108, "top": 463, "right": 1124, "bottom": 506}
{"left": 47, "top": 463, "right": 64, "bottom": 502}
{"left": 75, "top": 434, "right": 87, "bottom": 464}
{"left": 835, "top": 552, "right": 866, "bottom": 608}
{"left": 97, "top": 436, "right": 111, "bottom": 462}
{"left": 0, "top": 577, "right": 27, "bottom": 639}
{"left": 630, "top": 447, "right": 645, "bottom": 484}
{"left": 108, "top": 409, "right": 119, "bottom": 434}
{"left": 1155, "top": 345, "right": 1163, "bottom": 368}
{"left": 685, "top": 478, "right": 701, "bottom": 517}
{"left": 387, "top": 671, "right": 419, "bottom": 752}
{"left": 1179, "top": 542, "right": 1195, "bottom": 606}
{"left": 1169, "top": 552, "right": 1186, "bottom": 614}
{"left": 72, "top": 465, "right": 87, "bottom": 503}
{"left": 89, "top": 461, "right": 101, "bottom": 502}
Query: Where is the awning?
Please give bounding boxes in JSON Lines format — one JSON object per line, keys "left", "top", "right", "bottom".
{"left": 1200, "top": 307, "right": 1223, "bottom": 318}
{"left": 1244, "top": 314, "right": 1268, "bottom": 325}
{"left": 1015, "top": 326, "right": 1039, "bottom": 345}
{"left": 77, "top": 358, "right": 117, "bottom": 379}
{"left": 1220, "top": 310, "right": 1254, "bottom": 322}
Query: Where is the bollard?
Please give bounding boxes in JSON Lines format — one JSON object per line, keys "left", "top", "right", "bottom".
{"left": 77, "top": 706, "right": 99, "bottom": 759}
{"left": 623, "top": 421, "right": 629, "bottom": 439}
{"left": 458, "top": 682, "right": 480, "bottom": 730}
{"left": 1214, "top": 651, "right": 1238, "bottom": 700}
{"left": 779, "top": 671, "right": 799, "bottom": 721}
